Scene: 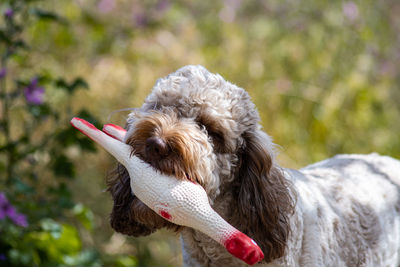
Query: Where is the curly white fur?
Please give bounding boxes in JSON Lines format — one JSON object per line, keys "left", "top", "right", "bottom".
{"left": 277, "top": 153, "right": 400, "bottom": 267}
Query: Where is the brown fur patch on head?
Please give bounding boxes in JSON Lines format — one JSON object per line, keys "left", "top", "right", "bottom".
{"left": 126, "top": 111, "right": 214, "bottom": 186}
{"left": 107, "top": 108, "right": 216, "bottom": 237}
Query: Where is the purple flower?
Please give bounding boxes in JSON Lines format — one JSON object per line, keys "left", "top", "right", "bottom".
{"left": 9, "top": 212, "right": 28, "bottom": 227}
{"left": 0, "top": 193, "right": 12, "bottom": 220}
{"left": 24, "top": 78, "right": 45, "bottom": 105}
{"left": 0, "top": 193, "right": 28, "bottom": 227}
{"left": 342, "top": 2, "right": 359, "bottom": 22}
{"left": 4, "top": 8, "right": 13, "bottom": 19}
{"left": 0, "top": 68, "right": 6, "bottom": 79}
{"left": 97, "top": 0, "right": 115, "bottom": 13}
{"left": 0, "top": 254, "right": 6, "bottom": 261}
{"left": 0, "top": 193, "right": 6, "bottom": 204}
{"left": 219, "top": 0, "right": 242, "bottom": 23}
{"left": 133, "top": 13, "right": 148, "bottom": 28}
{"left": 156, "top": 0, "right": 170, "bottom": 12}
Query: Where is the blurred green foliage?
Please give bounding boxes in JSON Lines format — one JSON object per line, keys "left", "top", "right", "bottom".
{"left": 1, "top": 0, "right": 399, "bottom": 266}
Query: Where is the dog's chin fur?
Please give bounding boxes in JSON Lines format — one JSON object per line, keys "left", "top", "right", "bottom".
{"left": 106, "top": 65, "right": 400, "bottom": 266}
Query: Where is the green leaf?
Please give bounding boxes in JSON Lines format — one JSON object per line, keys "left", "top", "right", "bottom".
{"left": 55, "top": 127, "right": 81, "bottom": 147}
{"left": 55, "top": 127, "right": 96, "bottom": 151}
{"left": 0, "top": 30, "right": 12, "bottom": 44}
{"left": 13, "top": 179, "right": 34, "bottom": 195}
{"left": 27, "top": 219, "right": 82, "bottom": 263}
{"left": 30, "top": 8, "right": 68, "bottom": 24}
{"left": 70, "top": 78, "right": 89, "bottom": 91}
{"left": 47, "top": 183, "right": 74, "bottom": 210}
{"left": 13, "top": 39, "right": 28, "bottom": 49}
{"left": 52, "top": 154, "right": 75, "bottom": 178}
{"left": 55, "top": 77, "right": 89, "bottom": 94}
{"left": 72, "top": 203, "right": 94, "bottom": 231}
{"left": 77, "top": 137, "right": 97, "bottom": 152}
{"left": 63, "top": 249, "right": 101, "bottom": 266}
{"left": 40, "top": 218, "right": 63, "bottom": 239}
{"left": 56, "top": 224, "right": 81, "bottom": 255}
{"left": 27, "top": 104, "right": 52, "bottom": 118}
{"left": 114, "top": 255, "right": 138, "bottom": 267}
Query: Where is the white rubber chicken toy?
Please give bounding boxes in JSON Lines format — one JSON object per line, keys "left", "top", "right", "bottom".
{"left": 71, "top": 117, "right": 264, "bottom": 265}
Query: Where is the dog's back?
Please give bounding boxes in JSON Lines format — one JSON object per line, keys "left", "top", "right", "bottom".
{"left": 286, "top": 153, "right": 400, "bottom": 267}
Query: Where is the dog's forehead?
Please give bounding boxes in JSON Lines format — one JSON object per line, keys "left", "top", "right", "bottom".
{"left": 142, "top": 66, "right": 248, "bottom": 119}
{"left": 126, "top": 65, "right": 261, "bottom": 141}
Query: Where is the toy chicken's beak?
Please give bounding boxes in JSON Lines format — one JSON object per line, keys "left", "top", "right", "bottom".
{"left": 70, "top": 117, "right": 131, "bottom": 165}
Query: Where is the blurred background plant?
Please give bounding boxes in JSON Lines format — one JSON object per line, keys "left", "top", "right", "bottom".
{"left": 0, "top": 0, "right": 399, "bottom": 266}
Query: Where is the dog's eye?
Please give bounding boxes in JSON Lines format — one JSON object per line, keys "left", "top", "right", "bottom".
{"left": 208, "top": 130, "right": 224, "bottom": 143}
{"left": 209, "top": 130, "right": 227, "bottom": 153}
{"left": 201, "top": 125, "right": 226, "bottom": 151}
{"left": 196, "top": 116, "right": 226, "bottom": 152}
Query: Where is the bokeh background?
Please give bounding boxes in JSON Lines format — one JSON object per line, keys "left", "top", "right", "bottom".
{"left": 1, "top": 0, "right": 399, "bottom": 266}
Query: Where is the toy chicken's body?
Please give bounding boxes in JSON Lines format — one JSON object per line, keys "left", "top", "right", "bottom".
{"left": 71, "top": 117, "right": 264, "bottom": 265}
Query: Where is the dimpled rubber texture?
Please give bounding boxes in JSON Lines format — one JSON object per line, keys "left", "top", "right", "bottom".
{"left": 128, "top": 159, "right": 236, "bottom": 239}
{"left": 71, "top": 118, "right": 264, "bottom": 265}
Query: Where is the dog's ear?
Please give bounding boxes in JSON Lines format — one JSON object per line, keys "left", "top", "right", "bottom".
{"left": 234, "top": 129, "right": 295, "bottom": 262}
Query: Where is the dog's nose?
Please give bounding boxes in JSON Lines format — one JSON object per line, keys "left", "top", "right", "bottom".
{"left": 145, "top": 136, "right": 169, "bottom": 159}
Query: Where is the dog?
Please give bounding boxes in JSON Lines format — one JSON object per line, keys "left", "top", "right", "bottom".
{"left": 107, "top": 65, "right": 400, "bottom": 266}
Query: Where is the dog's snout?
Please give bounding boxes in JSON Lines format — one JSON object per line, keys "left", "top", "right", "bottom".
{"left": 145, "top": 136, "right": 169, "bottom": 159}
